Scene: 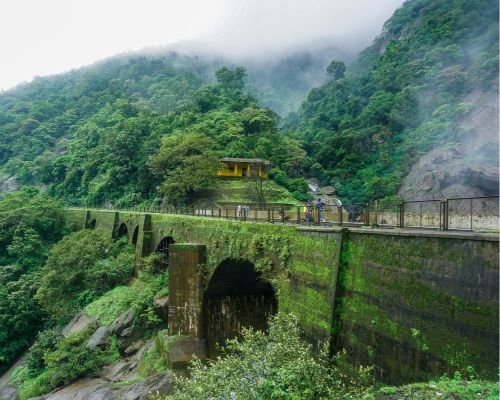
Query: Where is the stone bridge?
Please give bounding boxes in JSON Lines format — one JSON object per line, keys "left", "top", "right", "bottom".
{"left": 65, "top": 209, "right": 499, "bottom": 384}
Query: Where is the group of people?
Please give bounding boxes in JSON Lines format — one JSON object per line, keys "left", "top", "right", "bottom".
{"left": 236, "top": 204, "right": 250, "bottom": 219}
{"left": 235, "top": 198, "right": 327, "bottom": 223}
{"left": 304, "top": 198, "right": 327, "bottom": 223}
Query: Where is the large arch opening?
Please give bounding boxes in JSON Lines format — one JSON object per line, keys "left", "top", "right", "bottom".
{"left": 154, "top": 236, "right": 175, "bottom": 270}
{"left": 131, "top": 226, "right": 139, "bottom": 246}
{"left": 116, "top": 223, "right": 129, "bottom": 241}
{"left": 204, "top": 259, "right": 277, "bottom": 358}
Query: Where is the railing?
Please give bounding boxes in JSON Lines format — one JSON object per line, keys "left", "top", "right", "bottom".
{"left": 73, "top": 195, "right": 499, "bottom": 232}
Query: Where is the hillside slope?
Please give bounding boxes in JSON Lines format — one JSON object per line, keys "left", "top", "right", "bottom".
{"left": 292, "top": 0, "right": 499, "bottom": 202}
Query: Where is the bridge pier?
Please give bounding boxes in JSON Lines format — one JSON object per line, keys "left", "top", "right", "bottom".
{"left": 166, "top": 243, "right": 207, "bottom": 367}
{"left": 134, "top": 214, "right": 153, "bottom": 274}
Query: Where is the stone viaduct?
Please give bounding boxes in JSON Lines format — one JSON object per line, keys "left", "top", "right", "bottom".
{"left": 65, "top": 208, "right": 499, "bottom": 384}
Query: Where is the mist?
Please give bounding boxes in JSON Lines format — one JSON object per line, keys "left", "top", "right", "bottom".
{"left": 0, "top": 0, "right": 404, "bottom": 91}
{"left": 203, "top": 0, "right": 405, "bottom": 59}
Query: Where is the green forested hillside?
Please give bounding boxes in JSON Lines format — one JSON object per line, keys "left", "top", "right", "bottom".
{"left": 290, "top": 0, "right": 499, "bottom": 202}
{"left": 0, "top": 0, "right": 498, "bottom": 206}
{"left": 0, "top": 56, "right": 310, "bottom": 206}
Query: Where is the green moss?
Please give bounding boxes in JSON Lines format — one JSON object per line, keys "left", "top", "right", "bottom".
{"left": 138, "top": 342, "right": 169, "bottom": 378}
{"left": 85, "top": 286, "right": 135, "bottom": 325}
{"left": 278, "top": 281, "right": 332, "bottom": 335}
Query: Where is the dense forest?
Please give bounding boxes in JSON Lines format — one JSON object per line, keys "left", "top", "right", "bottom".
{"left": 289, "top": 0, "right": 499, "bottom": 201}
{"left": 0, "top": 0, "right": 498, "bottom": 205}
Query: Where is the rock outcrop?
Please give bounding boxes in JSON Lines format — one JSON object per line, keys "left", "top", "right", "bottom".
{"left": 399, "top": 89, "right": 499, "bottom": 200}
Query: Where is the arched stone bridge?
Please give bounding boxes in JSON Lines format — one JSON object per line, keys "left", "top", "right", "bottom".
{"left": 65, "top": 208, "right": 499, "bottom": 383}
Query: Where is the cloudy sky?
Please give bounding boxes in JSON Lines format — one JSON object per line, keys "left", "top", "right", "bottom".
{"left": 0, "top": 0, "right": 404, "bottom": 91}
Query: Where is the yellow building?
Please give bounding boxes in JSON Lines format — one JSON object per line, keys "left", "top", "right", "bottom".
{"left": 217, "top": 158, "right": 270, "bottom": 178}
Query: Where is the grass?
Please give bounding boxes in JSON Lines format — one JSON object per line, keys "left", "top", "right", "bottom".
{"left": 212, "top": 178, "right": 302, "bottom": 206}
{"left": 85, "top": 286, "right": 135, "bottom": 325}
{"left": 85, "top": 272, "right": 167, "bottom": 325}
{"left": 375, "top": 373, "right": 499, "bottom": 399}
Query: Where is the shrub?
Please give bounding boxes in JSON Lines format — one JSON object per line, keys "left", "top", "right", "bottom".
{"left": 164, "top": 314, "right": 373, "bottom": 400}
{"left": 18, "top": 328, "right": 119, "bottom": 400}
{"left": 36, "top": 229, "right": 134, "bottom": 323}
{"left": 26, "top": 328, "right": 60, "bottom": 377}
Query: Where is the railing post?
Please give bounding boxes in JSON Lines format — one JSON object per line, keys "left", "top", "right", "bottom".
{"left": 339, "top": 205, "right": 343, "bottom": 225}
{"left": 267, "top": 209, "right": 271, "bottom": 223}
{"left": 444, "top": 199, "right": 449, "bottom": 230}
{"left": 470, "top": 198, "right": 473, "bottom": 231}
{"left": 364, "top": 203, "right": 370, "bottom": 226}
{"left": 297, "top": 206, "right": 301, "bottom": 225}
{"left": 399, "top": 202, "right": 405, "bottom": 228}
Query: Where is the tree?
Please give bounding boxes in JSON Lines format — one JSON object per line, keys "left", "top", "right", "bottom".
{"left": 215, "top": 67, "right": 247, "bottom": 92}
{"left": 326, "top": 60, "right": 346, "bottom": 80}
{"left": 36, "top": 229, "right": 133, "bottom": 323}
{"left": 148, "top": 133, "right": 220, "bottom": 205}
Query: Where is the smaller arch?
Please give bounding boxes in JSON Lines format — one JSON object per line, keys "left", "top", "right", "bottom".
{"left": 131, "top": 226, "right": 139, "bottom": 246}
{"left": 115, "top": 223, "right": 129, "bottom": 241}
{"left": 154, "top": 236, "right": 175, "bottom": 269}
{"left": 86, "top": 219, "right": 96, "bottom": 229}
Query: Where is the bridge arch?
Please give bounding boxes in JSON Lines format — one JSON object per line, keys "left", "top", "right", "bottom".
{"left": 131, "top": 226, "right": 139, "bottom": 246}
{"left": 115, "top": 223, "right": 129, "bottom": 240}
{"left": 86, "top": 219, "right": 96, "bottom": 229}
{"left": 154, "top": 236, "right": 175, "bottom": 269}
{"left": 204, "top": 258, "right": 277, "bottom": 358}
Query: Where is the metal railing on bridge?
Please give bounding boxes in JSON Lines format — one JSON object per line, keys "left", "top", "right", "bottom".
{"left": 76, "top": 195, "right": 499, "bottom": 232}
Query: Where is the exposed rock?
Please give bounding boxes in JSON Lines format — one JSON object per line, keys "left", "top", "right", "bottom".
{"left": 160, "top": 335, "right": 207, "bottom": 369}
{"left": 0, "top": 384, "right": 19, "bottom": 400}
{"left": 110, "top": 309, "right": 136, "bottom": 336}
{"left": 0, "top": 353, "right": 26, "bottom": 390}
{"left": 103, "top": 341, "right": 152, "bottom": 383}
{"left": 399, "top": 88, "right": 499, "bottom": 200}
{"left": 62, "top": 312, "right": 97, "bottom": 337}
{"left": 86, "top": 326, "right": 110, "bottom": 349}
{"left": 30, "top": 340, "right": 173, "bottom": 400}
{"left": 118, "top": 325, "right": 144, "bottom": 355}
{"left": 123, "top": 341, "right": 144, "bottom": 357}
{"left": 153, "top": 296, "right": 169, "bottom": 323}
{"left": 0, "top": 176, "right": 20, "bottom": 194}
{"left": 35, "top": 373, "right": 173, "bottom": 400}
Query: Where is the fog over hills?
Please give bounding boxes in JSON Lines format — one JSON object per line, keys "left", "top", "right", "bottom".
{"left": 0, "top": 0, "right": 404, "bottom": 91}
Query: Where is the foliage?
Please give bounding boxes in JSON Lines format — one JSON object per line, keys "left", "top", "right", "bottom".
{"left": 36, "top": 229, "right": 134, "bottom": 323}
{"left": 25, "top": 327, "right": 60, "bottom": 377}
{"left": 292, "top": 0, "right": 499, "bottom": 202}
{"left": 326, "top": 60, "right": 346, "bottom": 80}
{"left": 148, "top": 133, "right": 219, "bottom": 205}
{"left": 163, "top": 314, "right": 373, "bottom": 400}
{"left": 137, "top": 342, "right": 169, "bottom": 378}
{"left": 0, "top": 188, "right": 65, "bottom": 373}
{"left": 17, "top": 329, "right": 119, "bottom": 400}
{"left": 0, "top": 57, "right": 305, "bottom": 208}
{"left": 374, "top": 371, "right": 499, "bottom": 399}
{"left": 85, "top": 270, "right": 167, "bottom": 327}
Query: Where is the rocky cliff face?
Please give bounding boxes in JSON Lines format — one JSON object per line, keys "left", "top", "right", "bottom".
{"left": 399, "top": 87, "right": 499, "bottom": 200}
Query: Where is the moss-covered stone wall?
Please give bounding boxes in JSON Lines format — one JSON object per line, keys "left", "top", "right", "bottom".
{"left": 67, "top": 210, "right": 341, "bottom": 349}
{"left": 64, "top": 210, "right": 499, "bottom": 382}
{"left": 337, "top": 229, "right": 499, "bottom": 383}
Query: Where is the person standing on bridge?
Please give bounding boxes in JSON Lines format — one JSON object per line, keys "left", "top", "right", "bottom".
{"left": 316, "top": 198, "right": 326, "bottom": 223}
